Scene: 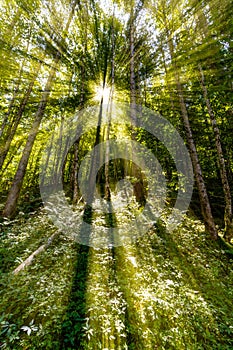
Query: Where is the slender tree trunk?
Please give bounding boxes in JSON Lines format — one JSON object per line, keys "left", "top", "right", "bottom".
{"left": 199, "top": 64, "right": 233, "bottom": 242}
{"left": 176, "top": 76, "right": 217, "bottom": 239}
{"left": 72, "top": 12, "right": 88, "bottom": 204}
{"left": 159, "top": 38, "right": 175, "bottom": 112}
{"left": 2, "top": 61, "right": 59, "bottom": 218}
{"left": 104, "top": 13, "right": 115, "bottom": 201}
{"left": 129, "top": 7, "right": 136, "bottom": 124}
{"left": 0, "top": 61, "right": 42, "bottom": 170}
{"left": 0, "top": 27, "right": 31, "bottom": 138}
{"left": 72, "top": 60, "right": 85, "bottom": 204}
{"left": 29, "top": 146, "right": 43, "bottom": 188}
{"left": 86, "top": 95, "right": 104, "bottom": 204}
{"left": 2, "top": 6, "right": 75, "bottom": 218}
{"left": 129, "top": 6, "right": 145, "bottom": 204}
{"left": 0, "top": 93, "right": 17, "bottom": 139}
{"left": 52, "top": 116, "right": 67, "bottom": 187}
{"left": 13, "top": 230, "right": 61, "bottom": 275}
{"left": 72, "top": 141, "right": 79, "bottom": 204}
{"left": 162, "top": 13, "right": 217, "bottom": 239}
{"left": 0, "top": 139, "right": 24, "bottom": 177}
{"left": 40, "top": 132, "right": 54, "bottom": 187}
{"left": 104, "top": 123, "right": 111, "bottom": 200}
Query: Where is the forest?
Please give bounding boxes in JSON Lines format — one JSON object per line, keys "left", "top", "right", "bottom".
{"left": 0, "top": 0, "right": 233, "bottom": 349}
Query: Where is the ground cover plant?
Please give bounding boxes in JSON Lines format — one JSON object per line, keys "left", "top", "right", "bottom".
{"left": 0, "top": 208, "right": 232, "bottom": 349}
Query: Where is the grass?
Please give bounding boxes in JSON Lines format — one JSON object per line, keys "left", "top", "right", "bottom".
{"left": 0, "top": 207, "right": 233, "bottom": 349}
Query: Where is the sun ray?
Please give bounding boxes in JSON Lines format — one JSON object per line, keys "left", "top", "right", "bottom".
{"left": 94, "top": 84, "right": 112, "bottom": 104}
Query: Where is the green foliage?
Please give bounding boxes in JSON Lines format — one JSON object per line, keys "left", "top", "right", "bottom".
{"left": 0, "top": 210, "right": 232, "bottom": 349}
{"left": 0, "top": 0, "right": 233, "bottom": 348}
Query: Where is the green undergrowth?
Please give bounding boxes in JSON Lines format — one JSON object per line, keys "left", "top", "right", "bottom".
{"left": 0, "top": 208, "right": 233, "bottom": 349}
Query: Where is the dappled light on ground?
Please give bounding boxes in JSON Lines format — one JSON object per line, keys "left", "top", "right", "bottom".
{"left": 0, "top": 209, "right": 232, "bottom": 349}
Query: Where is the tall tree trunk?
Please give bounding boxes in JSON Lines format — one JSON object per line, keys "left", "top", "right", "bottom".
{"left": 2, "top": 60, "right": 59, "bottom": 218}
{"left": 0, "top": 139, "right": 24, "bottom": 177}
{"left": 104, "top": 11, "right": 115, "bottom": 201}
{"left": 2, "top": 6, "right": 75, "bottom": 218}
{"left": 162, "top": 13, "right": 217, "bottom": 239}
{"left": 40, "top": 132, "right": 54, "bottom": 187}
{"left": 0, "top": 25, "right": 32, "bottom": 138}
{"left": 199, "top": 64, "right": 233, "bottom": 242}
{"left": 0, "top": 60, "right": 43, "bottom": 170}
{"left": 72, "top": 19, "right": 87, "bottom": 204}
{"left": 129, "top": 6, "right": 136, "bottom": 124}
{"left": 159, "top": 37, "right": 175, "bottom": 112}
{"left": 87, "top": 96, "right": 104, "bottom": 204}
{"left": 72, "top": 141, "right": 79, "bottom": 204}
{"left": 176, "top": 77, "right": 217, "bottom": 239}
{"left": 129, "top": 5, "right": 145, "bottom": 205}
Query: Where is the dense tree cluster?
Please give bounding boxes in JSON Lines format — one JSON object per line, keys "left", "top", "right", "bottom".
{"left": 0, "top": 0, "right": 232, "bottom": 241}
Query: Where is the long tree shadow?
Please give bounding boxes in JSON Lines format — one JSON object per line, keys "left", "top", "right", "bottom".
{"left": 135, "top": 216, "right": 233, "bottom": 347}
{"left": 104, "top": 193, "right": 233, "bottom": 350}
{"left": 59, "top": 205, "right": 93, "bottom": 349}
{"left": 103, "top": 199, "right": 139, "bottom": 348}
{"left": 106, "top": 193, "right": 148, "bottom": 348}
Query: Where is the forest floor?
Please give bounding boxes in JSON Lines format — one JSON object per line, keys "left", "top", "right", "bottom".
{"left": 0, "top": 207, "right": 233, "bottom": 349}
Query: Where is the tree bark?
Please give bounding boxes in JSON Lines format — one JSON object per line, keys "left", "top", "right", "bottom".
{"left": 176, "top": 77, "right": 217, "bottom": 239}
{"left": 2, "top": 61, "right": 59, "bottom": 218}
{"left": 13, "top": 230, "right": 60, "bottom": 275}
{"left": 0, "top": 61, "right": 42, "bottom": 170}
{"left": 162, "top": 11, "right": 217, "bottom": 239}
{"left": 0, "top": 25, "right": 31, "bottom": 138}
{"left": 72, "top": 140, "right": 79, "bottom": 204}
{"left": 129, "top": 6, "right": 137, "bottom": 124}
{"left": 72, "top": 56, "right": 86, "bottom": 204}
{"left": 128, "top": 5, "right": 145, "bottom": 204}
{"left": 2, "top": 6, "right": 75, "bottom": 218}
{"left": 104, "top": 12, "right": 115, "bottom": 201}
{"left": 199, "top": 64, "right": 233, "bottom": 242}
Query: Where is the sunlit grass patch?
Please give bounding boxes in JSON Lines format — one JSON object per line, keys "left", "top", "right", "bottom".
{"left": 0, "top": 211, "right": 232, "bottom": 349}
{"left": 0, "top": 213, "right": 79, "bottom": 349}
{"left": 80, "top": 248, "right": 128, "bottom": 349}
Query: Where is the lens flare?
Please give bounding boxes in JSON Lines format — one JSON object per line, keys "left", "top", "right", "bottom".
{"left": 94, "top": 85, "right": 111, "bottom": 103}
